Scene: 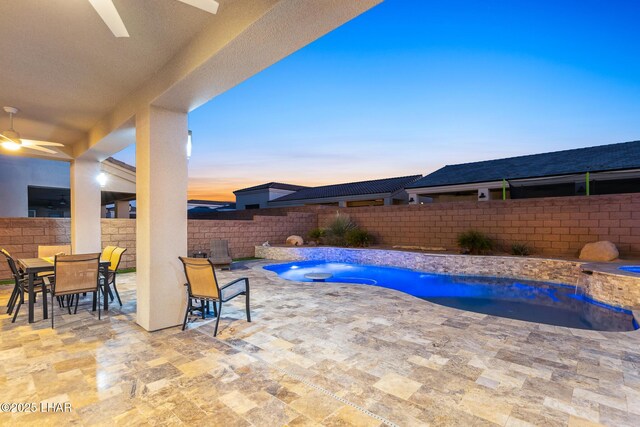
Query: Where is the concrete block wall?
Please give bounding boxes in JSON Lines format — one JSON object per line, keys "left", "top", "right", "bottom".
{"left": 318, "top": 193, "right": 640, "bottom": 258}
{"left": 0, "top": 212, "right": 317, "bottom": 279}
{"left": 188, "top": 212, "right": 317, "bottom": 259}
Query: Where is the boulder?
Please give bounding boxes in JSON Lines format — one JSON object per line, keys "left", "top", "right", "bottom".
{"left": 579, "top": 241, "right": 619, "bottom": 262}
{"left": 286, "top": 235, "right": 304, "bottom": 246}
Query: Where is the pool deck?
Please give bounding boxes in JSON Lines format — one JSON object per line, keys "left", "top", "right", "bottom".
{"left": 1, "top": 260, "right": 639, "bottom": 426}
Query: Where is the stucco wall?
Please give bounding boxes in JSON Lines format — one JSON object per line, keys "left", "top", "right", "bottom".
{"left": 318, "top": 193, "right": 640, "bottom": 258}
{"left": 0, "top": 155, "right": 70, "bottom": 217}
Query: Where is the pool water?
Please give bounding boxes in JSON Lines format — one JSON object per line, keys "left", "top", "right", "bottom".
{"left": 620, "top": 266, "right": 640, "bottom": 274}
{"left": 264, "top": 261, "right": 638, "bottom": 332}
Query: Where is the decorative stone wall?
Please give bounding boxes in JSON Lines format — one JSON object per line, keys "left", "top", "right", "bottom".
{"left": 317, "top": 193, "right": 640, "bottom": 258}
{"left": 255, "top": 246, "right": 640, "bottom": 309}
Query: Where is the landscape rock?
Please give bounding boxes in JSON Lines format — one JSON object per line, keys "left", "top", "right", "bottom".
{"left": 579, "top": 241, "right": 619, "bottom": 262}
{"left": 286, "top": 235, "right": 304, "bottom": 246}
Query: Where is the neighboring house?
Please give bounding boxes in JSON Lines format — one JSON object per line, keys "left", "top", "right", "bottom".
{"left": 406, "top": 140, "right": 640, "bottom": 203}
{"left": 234, "top": 182, "right": 309, "bottom": 210}
{"left": 187, "top": 200, "right": 236, "bottom": 218}
{"left": 267, "top": 175, "right": 422, "bottom": 208}
{"left": 0, "top": 155, "right": 136, "bottom": 218}
{"left": 187, "top": 200, "right": 235, "bottom": 210}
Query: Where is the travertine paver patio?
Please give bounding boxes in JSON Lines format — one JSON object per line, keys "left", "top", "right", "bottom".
{"left": 1, "top": 260, "right": 639, "bottom": 426}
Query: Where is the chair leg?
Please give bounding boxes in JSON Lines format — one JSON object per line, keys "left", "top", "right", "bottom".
{"left": 6, "top": 284, "right": 19, "bottom": 315}
{"left": 108, "top": 287, "right": 114, "bottom": 301}
{"left": 42, "top": 287, "right": 48, "bottom": 320}
{"left": 182, "top": 299, "right": 191, "bottom": 331}
{"left": 11, "top": 299, "right": 22, "bottom": 323}
{"left": 112, "top": 283, "right": 123, "bottom": 306}
{"left": 212, "top": 300, "right": 217, "bottom": 317}
{"left": 98, "top": 286, "right": 101, "bottom": 320}
{"left": 51, "top": 292, "right": 55, "bottom": 329}
{"left": 245, "top": 292, "right": 251, "bottom": 323}
{"left": 201, "top": 300, "right": 206, "bottom": 319}
{"left": 74, "top": 293, "right": 80, "bottom": 314}
{"left": 67, "top": 296, "right": 72, "bottom": 314}
{"left": 213, "top": 301, "right": 222, "bottom": 337}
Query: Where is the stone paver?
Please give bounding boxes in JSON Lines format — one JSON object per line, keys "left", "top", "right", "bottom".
{"left": 0, "top": 260, "right": 639, "bottom": 426}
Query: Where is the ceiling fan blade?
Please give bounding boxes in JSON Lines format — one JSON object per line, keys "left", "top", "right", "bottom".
{"left": 22, "top": 145, "right": 58, "bottom": 154}
{"left": 175, "top": 0, "right": 219, "bottom": 14}
{"left": 88, "top": 0, "right": 130, "bottom": 37}
{"left": 21, "top": 139, "right": 65, "bottom": 147}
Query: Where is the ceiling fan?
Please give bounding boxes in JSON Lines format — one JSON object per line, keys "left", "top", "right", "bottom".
{"left": 88, "top": 0, "right": 220, "bottom": 38}
{"left": 1, "top": 107, "right": 64, "bottom": 155}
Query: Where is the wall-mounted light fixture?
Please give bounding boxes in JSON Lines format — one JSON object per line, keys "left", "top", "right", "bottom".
{"left": 187, "top": 130, "right": 192, "bottom": 160}
{"left": 97, "top": 172, "right": 108, "bottom": 188}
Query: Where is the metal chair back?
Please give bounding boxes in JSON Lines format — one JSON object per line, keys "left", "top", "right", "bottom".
{"left": 179, "top": 257, "right": 220, "bottom": 300}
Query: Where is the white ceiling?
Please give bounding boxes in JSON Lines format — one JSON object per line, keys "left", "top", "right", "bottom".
{"left": 0, "top": 0, "right": 218, "bottom": 144}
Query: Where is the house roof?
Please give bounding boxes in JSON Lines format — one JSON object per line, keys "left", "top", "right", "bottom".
{"left": 271, "top": 175, "right": 422, "bottom": 203}
{"left": 187, "top": 199, "right": 233, "bottom": 206}
{"left": 407, "top": 140, "right": 640, "bottom": 189}
{"left": 104, "top": 157, "right": 136, "bottom": 173}
{"left": 233, "top": 182, "right": 309, "bottom": 194}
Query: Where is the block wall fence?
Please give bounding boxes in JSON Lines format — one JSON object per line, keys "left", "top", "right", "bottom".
{"left": 1, "top": 193, "right": 638, "bottom": 279}
{"left": 0, "top": 213, "right": 317, "bottom": 279}
{"left": 319, "top": 193, "right": 640, "bottom": 258}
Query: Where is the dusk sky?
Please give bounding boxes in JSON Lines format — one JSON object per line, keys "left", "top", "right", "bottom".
{"left": 114, "top": 0, "right": 640, "bottom": 201}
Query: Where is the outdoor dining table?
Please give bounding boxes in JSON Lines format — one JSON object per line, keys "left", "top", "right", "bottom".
{"left": 17, "top": 257, "right": 111, "bottom": 323}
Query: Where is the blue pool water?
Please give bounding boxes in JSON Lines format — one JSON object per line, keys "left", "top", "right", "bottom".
{"left": 264, "top": 261, "right": 638, "bottom": 332}
{"left": 620, "top": 266, "right": 640, "bottom": 274}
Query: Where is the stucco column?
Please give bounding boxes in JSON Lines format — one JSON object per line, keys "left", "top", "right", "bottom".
{"left": 70, "top": 158, "right": 102, "bottom": 253}
{"left": 115, "top": 200, "right": 130, "bottom": 218}
{"left": 136, "top": 105, "right": 188, "bottom": 331}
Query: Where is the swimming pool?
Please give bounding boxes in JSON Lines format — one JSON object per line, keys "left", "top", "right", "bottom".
{"left": 620, "top": 266, "right": 640, "bottom": 274}
{"left": 264, "top": 261, "right": 638, "bottom": 332}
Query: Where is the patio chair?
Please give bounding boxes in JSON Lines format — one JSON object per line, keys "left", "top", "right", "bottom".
{"left": 103, "top": 247, "right": 126, "bottom": 306}
{"left": 47, "top": 253, "right": 102, "bottom": 328}
{"left": 1, "top": 248, "right": 50, "bottom": 322}
{"left": 38, "top": 245, "right": 71, "bottom": 258}
{"left": 101, "top": 245, "right": 117, "bottom": 262}
{"left": 37, "top": 244, "right": 71, "bottom": 278}
{"left": 179, "top": 257, "right": 250, "bottom": 336}
{"left": 210, "top": 239, "right": 232, "bottom": 270}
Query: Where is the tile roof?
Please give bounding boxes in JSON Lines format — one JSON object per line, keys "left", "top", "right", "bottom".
{"left": 271, "top": 175, "right": 422, "bottom": 202}
{"left": 407, "top": 140, "right": 640, "bottom": 189}
{"left": 233, "top": 182, "right": 309, "bottom": 194}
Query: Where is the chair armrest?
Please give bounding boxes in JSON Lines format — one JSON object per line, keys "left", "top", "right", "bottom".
{"left": 43, "top": 276, "right": 52, "bottom": 286}
{"left": 220, "top": 277, "right": 249, "bottom": 291}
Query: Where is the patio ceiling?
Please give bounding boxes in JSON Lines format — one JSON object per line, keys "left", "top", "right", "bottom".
{"left": 1, "top": 0, "right": 382, "bottom": 160}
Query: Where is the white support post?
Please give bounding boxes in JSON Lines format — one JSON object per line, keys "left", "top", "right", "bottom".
{"left": 70, "top": 158, "right": 102, "bottom": 254}
{"left": 136, "top": 105, "right": 188, "bottom": 331}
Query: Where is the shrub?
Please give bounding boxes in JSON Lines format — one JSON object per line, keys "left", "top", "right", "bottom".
{"left": 324, "top": 212, "right": 357, "bottom": 246}
{"left": 511, "top": 243, "right": 532, "bottom": 256}
{"left": 457, "top": 230, "right": 493, "bottom": 255}
{"left": 307, "top": 228, "right": 325, "bottom": 242}
{"left": 345, "top": 228, "right": 374, "bottom": 247}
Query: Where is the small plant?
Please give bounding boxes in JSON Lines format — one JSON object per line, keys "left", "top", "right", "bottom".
{"left": 457, "top": 230, "right": 493, "bottom": 255}
{"left": 324, "top": 212, "right": 357, "bottom": 246}
{"left": 308, "top": 228, "right": 325, "bottom": 241}
{"left": 345, "top": 228, "right": 374, "bottom": 247}
{"left": 511, "top": 243, "right": 532, "bottom": 256}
